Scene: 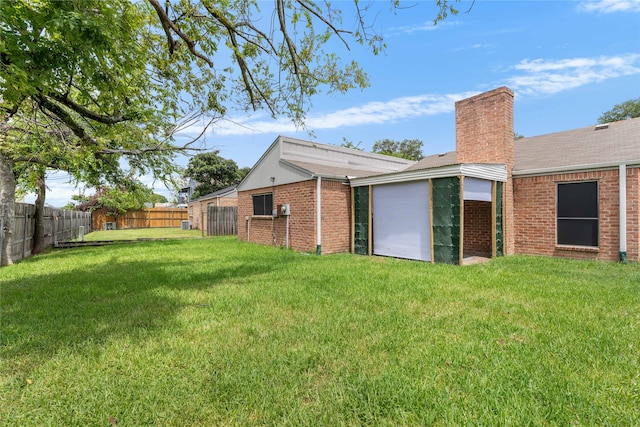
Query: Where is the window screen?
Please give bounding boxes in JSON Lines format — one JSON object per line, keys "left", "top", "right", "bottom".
{"left": 557, "top": 181, "right": 598, "bottom": 247}
{"left": 252, "top": 193, "right": 273, "bottom": 216}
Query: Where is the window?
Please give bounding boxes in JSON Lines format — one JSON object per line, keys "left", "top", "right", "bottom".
{"left": 557, "top": 181, "right": 598, "bottom": 247}
{"left": 252, "top": 193, "right": 273, "bottom": 216}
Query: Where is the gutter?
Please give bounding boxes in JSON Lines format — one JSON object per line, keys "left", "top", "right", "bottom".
{"left": 316, "top": 175, "right": 321, "bottom": 255}
{"left": 513, "top": 159, "right": 640, "bottom": 178}
{"left": 619, "top": 164, "right": 628, "bottom": 263}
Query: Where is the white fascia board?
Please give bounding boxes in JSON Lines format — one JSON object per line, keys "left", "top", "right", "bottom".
{"left": 513, "top": 160, "right": 640, "bottom": 178}
{"left": 350, "top": 163, "right": 507, "bottom": 187}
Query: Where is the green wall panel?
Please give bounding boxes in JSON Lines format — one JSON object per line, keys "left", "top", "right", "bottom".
{"left": 432, "top": 177, "right": 461, "bottom": 264}
{"left": 495, "top": 181, "right": 504, "bottom": 257}
{"left": 353, "top": 186, "right": 369, "bottom": 255}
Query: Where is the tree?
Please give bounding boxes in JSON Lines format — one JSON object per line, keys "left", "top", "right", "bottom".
{"left": 372, "top": 139, "right": 424, "bottom": 161}
{"left": 73, "top": 181, "right": 155, "bottom": 222}
{"left": 184, "top": 151, "right": 247, "bottom": 199}
{"left": 598, "top": 98, "right": 640, "bottom": 124}
{"left": 1, "top": 0, "right": 459, "bottom": 265}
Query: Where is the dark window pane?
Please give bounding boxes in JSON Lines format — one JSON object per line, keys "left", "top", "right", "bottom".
{"left": 557, "top": 182, "right": 598, "bottom": 218}
{"left": 557, "top": 218, "right": 598, "bottom": 247}
{"left": 252, "top": 194, "right": 273, "bottom": 216}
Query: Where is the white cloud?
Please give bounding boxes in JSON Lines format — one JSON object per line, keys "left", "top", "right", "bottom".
{"left": 388, "top": 20, "right": 462, "bottom": 36}
{"left": 506, "top": 53, "right": 640, "bottom": 96}
{"left": 176, "top": 54, "right": 640, "bottom": 139}
{"left": 192, "top": 92, "right": 478, "bottom": 138}
{"left": 578, "top": 0, "right": 640, "bottom": 13}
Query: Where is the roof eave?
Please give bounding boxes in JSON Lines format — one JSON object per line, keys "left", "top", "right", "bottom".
{"left": 350, "top": 163, "right": 507, "bottom": 187}
{"left": 513, "top": 159, "right": 640, "bottom": 178}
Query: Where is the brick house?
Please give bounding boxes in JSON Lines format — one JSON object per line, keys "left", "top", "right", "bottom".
{"left": 236, "top": 137, "right": 413, "bottom": 253}
{"left": 239, "top": 87, "right": 640, "bottom": 263}
{"left": 513, "top": 118, "right": 640, "bottom": 262}
{"left": 187, "top": 185, "right": 237, "bottom": 232}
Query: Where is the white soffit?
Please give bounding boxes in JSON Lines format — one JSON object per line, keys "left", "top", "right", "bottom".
{"left": 350, "top": 163, "right": 507, "bottom": 187}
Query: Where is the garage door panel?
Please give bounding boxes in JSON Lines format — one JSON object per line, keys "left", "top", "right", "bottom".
{"left": 372, "top": 181, "right": 430, "bottom": 261}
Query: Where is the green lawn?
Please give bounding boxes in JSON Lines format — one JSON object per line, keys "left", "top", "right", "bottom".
{"left": 81, "top": 227, "right": 203, "bottom": 241}
{"left": 1, "top": 237, "right": 638, "bottom": 426}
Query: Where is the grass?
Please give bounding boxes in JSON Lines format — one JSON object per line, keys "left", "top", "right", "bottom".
{"left": 1, "top": 237, "right": 639, "bottom": 426}
{"left": 80, "top": 227, "right": 203, "bottom": 241}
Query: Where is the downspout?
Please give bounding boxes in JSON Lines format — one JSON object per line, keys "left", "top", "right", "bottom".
{"left": 619, "top": 164, "right": 628, "bottom": 263}
{"left": 316, "top": 176, "right": 322, "bottom": 255}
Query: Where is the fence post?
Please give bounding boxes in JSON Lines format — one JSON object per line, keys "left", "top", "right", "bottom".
{"left": 22, "top": 206, "right": 28, "bottom": 259}
{"left": 0, "top": 204, "right": 4, "bottom": 265}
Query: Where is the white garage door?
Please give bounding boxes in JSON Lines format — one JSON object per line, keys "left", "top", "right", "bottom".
{"left": 372, "top": 180, "right": 431, "bottom": 261}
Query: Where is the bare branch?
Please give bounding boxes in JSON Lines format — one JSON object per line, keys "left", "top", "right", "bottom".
{"left": 147, "top": 0, "right": 214, "bottom": 67}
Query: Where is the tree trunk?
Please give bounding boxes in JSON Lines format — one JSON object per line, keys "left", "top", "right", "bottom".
{"left": 0, "top": 151, "right": 16, "bottom": 266}
{"left": 33, "top": 170, "right": 46, "bottom": 254}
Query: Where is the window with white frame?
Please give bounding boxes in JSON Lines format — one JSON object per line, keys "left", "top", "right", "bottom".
{"left": 556, "top": 181, "right": 598, "bottom": 247}
{"left": 252, "top": 193, "right": 273, "bottom": 216}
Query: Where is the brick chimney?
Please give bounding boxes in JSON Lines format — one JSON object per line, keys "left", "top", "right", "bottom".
{"left": 455, "top": 86, "right": 514, "bottom": 169}
{"left": 455, "top": 86, "right": 515, "bottom": 256}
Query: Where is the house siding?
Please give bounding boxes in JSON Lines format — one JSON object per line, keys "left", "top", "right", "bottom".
{"left": 513, "top": 167, "right": 639, "bottom": 262}
{"left": 238, "top": 179, "right": 351, "bottom": 254}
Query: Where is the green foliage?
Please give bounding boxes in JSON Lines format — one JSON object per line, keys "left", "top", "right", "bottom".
{"left": 598, "top": 97, "right": 640, "bottom": 123}
{"left": 372, "top": 138, "right": 424, "bottom": 160}
{"left": 184, "top": 151, "right": 247, "bottom": 199}
{"left": 1, "top": 239, "right": 638, "bottom": 425}
{"left": 74, "top": 181, "right": 155, "bottom": 216}
{"left": 339, "top": 137, "right": 364, "bottom": 151}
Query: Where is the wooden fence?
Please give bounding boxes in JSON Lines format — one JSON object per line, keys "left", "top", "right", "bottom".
{"left": 207, "top": 206, "right": 237, "bottom": 236}
{"left": 1, "top": 203, "right": 92, "bottom": 264}
{"left": 92, "top": 207, "right": 188, "bottom": 230}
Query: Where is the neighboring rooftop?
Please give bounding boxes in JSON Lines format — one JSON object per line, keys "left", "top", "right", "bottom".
{"left": 192, "top": 185, "right": 237, "bottom": 202}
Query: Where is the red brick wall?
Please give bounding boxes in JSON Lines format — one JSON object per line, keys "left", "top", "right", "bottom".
{"left": 319, "top": 180, "right": 352, "bottom": 254}
{"left": 464, "top": 200, "right": 492, "bottom": 255}
{"left": 455, "top": 86, "right": 515, "bottom": 255}
{"left": 237, "top": 179, "right": 351, "bottom": 254}
{"left": 513, "top": 168, "right": 639, "bottom": 262}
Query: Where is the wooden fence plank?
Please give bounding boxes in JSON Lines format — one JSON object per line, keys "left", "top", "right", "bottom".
{"left": 207, "top": 206, "right": 237, "bottom": 236}
{"left": 1, "top": 203, "right": 92, "bottom": 264}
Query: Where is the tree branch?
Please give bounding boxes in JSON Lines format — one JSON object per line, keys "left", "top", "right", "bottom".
{"left": 147, "top": 0, "right": 214, "bottom": 67}
{"left": 295, "top": 0, "right": 351, "bottom": 49}
{"left": 34, "top": 95, "right": 97, "bottom": 146}
{"left": 49, "top": 93, "right": 131, "bottom": 125}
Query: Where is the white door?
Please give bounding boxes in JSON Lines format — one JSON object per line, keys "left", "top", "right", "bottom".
{"left": 372, "top": 181, "right": 431, "bottom": 261}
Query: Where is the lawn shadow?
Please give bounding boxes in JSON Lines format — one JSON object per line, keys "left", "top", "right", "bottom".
{"left": 1, "top": 244, "right": 298, "bottom": 377}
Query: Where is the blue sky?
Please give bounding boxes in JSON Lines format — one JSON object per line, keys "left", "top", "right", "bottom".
{"left": 36, "top": 0, "right": 640, "bottom": 206}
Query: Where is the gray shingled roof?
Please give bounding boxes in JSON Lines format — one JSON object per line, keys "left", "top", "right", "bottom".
{"left": 283, "top": 159, "right": 392, "bottom": 178}
{"left": 405, "top": 151, "right": 458, "bottom": 171}
{"left": 514, "top": 117, "right": 640, "bottom": 174}
{"left": 193, "top": 185, "right": 237, "bottom": 201}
